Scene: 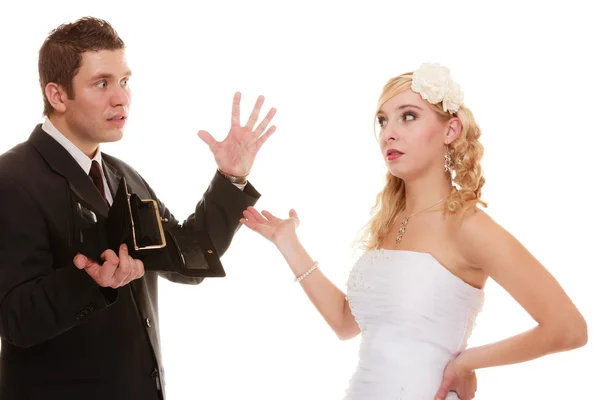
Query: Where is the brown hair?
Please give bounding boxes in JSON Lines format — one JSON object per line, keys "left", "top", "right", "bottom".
{"left": 357, "top": 72, "right": 487, "bottom": 251}
{"left": 38, "top": 17, "right": 125, "bottom": 116}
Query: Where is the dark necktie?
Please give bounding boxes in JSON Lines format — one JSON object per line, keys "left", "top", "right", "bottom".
{"left": 89, "top": 160, "right": 109, "bottom": 207}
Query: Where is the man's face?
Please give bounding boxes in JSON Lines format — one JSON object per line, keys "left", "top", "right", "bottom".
{"left": 63, "top": 49, "right": 131, "bottom": 149}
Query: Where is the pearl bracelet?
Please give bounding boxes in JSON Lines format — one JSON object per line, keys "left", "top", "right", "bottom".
{"left": 294, "top": 261, "right": 319, "bottom": 283}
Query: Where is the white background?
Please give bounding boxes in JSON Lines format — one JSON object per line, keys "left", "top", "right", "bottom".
{"left": 0, "top": 1, "right": 598, "bottom": 399}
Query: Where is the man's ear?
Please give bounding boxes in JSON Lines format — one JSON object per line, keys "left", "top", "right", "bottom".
{"left": 44, "top": 83, "right": 68, "bottom": 114}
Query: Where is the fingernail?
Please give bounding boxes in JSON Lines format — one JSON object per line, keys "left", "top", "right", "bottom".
{"left": 121, "top": 244, "right": 127, "bottom": 250}
{"left": 74, "top": 255, "right": 86, "bottom": 264}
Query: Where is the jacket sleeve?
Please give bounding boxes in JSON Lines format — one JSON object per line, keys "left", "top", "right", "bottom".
{"left": 141, "top": 170, "right": 260, "bottom": 285}
{"left": 0, "top": 174, "right": 118, "bottom": 348}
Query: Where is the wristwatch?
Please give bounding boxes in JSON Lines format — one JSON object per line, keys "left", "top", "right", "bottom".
{"left": 217, "top": 169, "right": 248, "bottom": 184}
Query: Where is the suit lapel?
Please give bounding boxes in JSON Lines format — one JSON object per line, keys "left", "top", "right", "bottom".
{"left": 29, "top": 124, "right": 110, "bottom": 217}
{"left": 101, "top": 157, "right": 122, "bottom": 201}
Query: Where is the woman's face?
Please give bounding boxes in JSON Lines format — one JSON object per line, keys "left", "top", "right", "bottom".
{"left": 377, "top": 89, "right": 452, "bottom": 181}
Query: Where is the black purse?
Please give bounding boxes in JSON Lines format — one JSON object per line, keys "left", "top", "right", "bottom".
{"left": 71, "top": 177, "right": 226, "bottom": 278}
{"left": 104, "top": 176, "right": 167, "bottom": 256}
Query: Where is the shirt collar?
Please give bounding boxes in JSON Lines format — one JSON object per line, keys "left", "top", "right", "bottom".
{"left": 41, "top": 117, "right": 103, "bottom": 175}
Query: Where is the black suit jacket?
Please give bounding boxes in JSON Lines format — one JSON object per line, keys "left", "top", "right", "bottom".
{"left": 0, "top": 125, "right": 259, "bottom": 399}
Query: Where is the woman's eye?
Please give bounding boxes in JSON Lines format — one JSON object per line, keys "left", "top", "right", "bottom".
{"left": 403, "top": 112, "right": 416, "bottom": 122}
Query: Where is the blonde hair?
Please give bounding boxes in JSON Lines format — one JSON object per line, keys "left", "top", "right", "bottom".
{"left": 357, "top": 72, "right": 487, "bottom": 251}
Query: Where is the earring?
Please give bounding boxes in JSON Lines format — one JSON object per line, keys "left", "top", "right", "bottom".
{"left": 444, "top": 146, "right": 453, "bottom": 172}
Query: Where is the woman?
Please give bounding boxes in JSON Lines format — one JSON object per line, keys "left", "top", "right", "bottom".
{"left": 240, "top": 63, "right": 587, "bottom": 399}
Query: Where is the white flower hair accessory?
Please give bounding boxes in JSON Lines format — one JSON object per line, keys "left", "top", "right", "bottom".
{"left": 411, "top": 62, "right": 464, "bottom": 114}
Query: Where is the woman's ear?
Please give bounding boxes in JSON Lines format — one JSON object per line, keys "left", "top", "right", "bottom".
{"left": 444, "top": 116, "right": 462, "bottom": 144}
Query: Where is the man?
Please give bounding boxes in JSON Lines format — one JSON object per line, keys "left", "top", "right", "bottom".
{"left": 0, "top": 17, "right": 276, "bottom": 399}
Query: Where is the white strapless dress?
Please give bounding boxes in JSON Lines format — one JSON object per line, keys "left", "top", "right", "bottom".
{"left": 344, "top": 249, "right": 484, "bottom": 400}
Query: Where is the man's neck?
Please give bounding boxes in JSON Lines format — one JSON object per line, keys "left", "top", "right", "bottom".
{"left": 48, "top": 114, "right": 99, "bottom": 158}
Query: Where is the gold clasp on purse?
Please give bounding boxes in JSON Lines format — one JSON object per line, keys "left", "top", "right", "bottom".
{"left": 124, "top": 182, "right": 167, "bottom": 251}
